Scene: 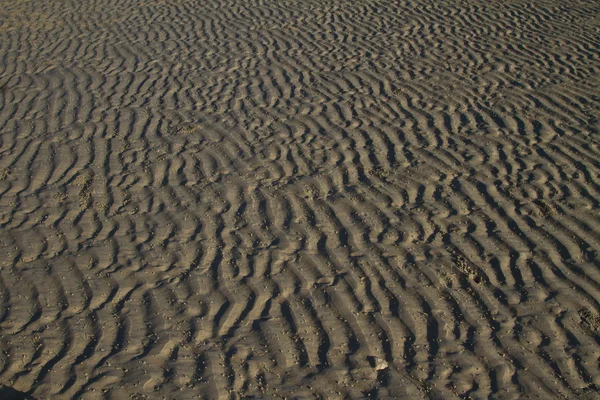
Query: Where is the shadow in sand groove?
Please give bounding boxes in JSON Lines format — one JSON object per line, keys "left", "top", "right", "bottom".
{"left": 0, "top": 385, "right": 35, "bottom": 400}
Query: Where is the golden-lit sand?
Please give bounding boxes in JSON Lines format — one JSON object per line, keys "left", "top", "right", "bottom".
{"left": 1, "top": 0, "right": 599, "bottom": 398}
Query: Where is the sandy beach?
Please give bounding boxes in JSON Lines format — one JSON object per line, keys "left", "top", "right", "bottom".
{"left": 0, "top": 0, "right": 599, "bottom": 398}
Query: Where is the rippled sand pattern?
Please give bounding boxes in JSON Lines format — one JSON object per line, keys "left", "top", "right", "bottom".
{"left": 1, "top": 0, "right": 600, "bottom": 398}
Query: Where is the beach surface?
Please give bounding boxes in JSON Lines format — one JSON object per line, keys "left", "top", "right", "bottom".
{"left": 1, "top": 0, "right": 600, "bottom": 398}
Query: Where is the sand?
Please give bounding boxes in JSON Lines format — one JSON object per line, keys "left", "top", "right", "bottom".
{"left": 0, "top": 0, "right": 599, "bottom": 398}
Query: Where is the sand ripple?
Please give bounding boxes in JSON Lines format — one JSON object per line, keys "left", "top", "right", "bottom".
{"left": 1, "top": 0, "right": 600, "bottom": 398}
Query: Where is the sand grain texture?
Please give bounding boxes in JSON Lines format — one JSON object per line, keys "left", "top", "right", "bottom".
{"left": 1, "top": 0, "right": 600, "bottom": 398}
